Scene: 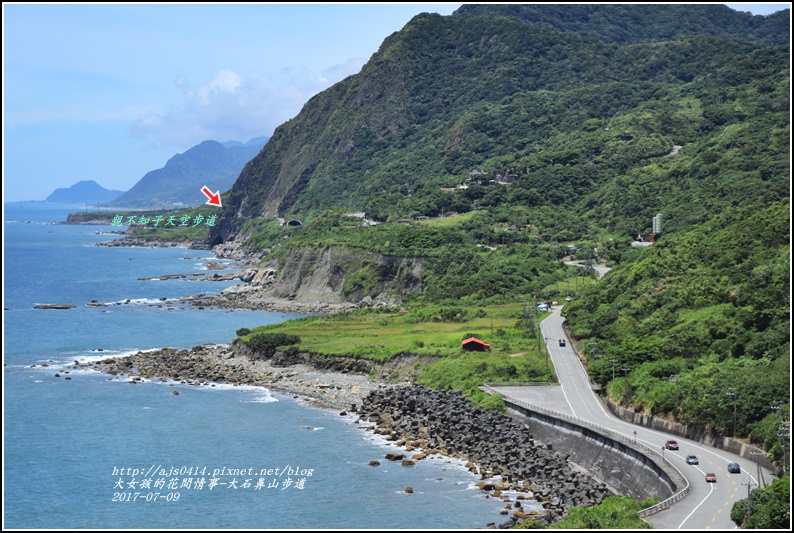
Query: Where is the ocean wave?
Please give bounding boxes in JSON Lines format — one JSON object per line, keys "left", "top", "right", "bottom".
{"left": 76, "top": 348, "right": 161, "bottom": 364}
{"left": 241, "top": 391, "right": 279, "bottom": 403}
{"left": 103, "top": 297, "right": 177, "bottom": 305}
{"left": 23, "top": 348, "right": 161, "bottom": 373}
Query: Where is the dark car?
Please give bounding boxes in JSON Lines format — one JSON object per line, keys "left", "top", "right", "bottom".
{"left": 665, "top": 440, "right": 679, "bottom": 450}
{"left": 728, "top": 463, "right": 741, "bottom": 474}
{"left": 558, "top": 339, "right": 566, "bottom": 347}
{"left": 706, "top": 472, "right": 717, "bottom": 483}
{"left": 686, "top": 455, "right": 699, "bottom": 465}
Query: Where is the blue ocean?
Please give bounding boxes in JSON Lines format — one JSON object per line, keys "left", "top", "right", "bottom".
{"left": 3, "top": 203, "right": 509, "bottom": 529}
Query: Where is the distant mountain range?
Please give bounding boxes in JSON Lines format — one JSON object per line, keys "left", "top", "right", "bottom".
{"left": 107, "top": 136, "right": 268, "bottom": 209}
{"left": 46, "top": 180, "right": 124, "bottom": 204}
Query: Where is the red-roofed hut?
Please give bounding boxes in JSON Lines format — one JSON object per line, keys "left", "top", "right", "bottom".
{"left": 461, "top": 337, "right": 491, "bottom": 351}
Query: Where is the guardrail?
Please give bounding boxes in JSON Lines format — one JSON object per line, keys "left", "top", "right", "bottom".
{"left": 484, "top": 381, "right": 554, "bottom": 387}
{"left": 481, "top": 384, "right": 690, "bottom": 517}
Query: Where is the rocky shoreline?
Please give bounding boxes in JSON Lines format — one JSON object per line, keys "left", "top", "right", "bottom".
{"left": 88, "top": 340, "right": 612, "bottom": 528}
{"left": 88, "top": 234, "right": 332, "bottom": 313}
{"left": 92, "top": 235, "right": 400, "bottom": 314}
{"left": 92, "top": 343, "right": 384, "bottom": 410}
{"left": 95, "top": 236, "right": 211, "bottom": 249}
{"left": 356, "top": 385, "right": 613, "bottom": 528}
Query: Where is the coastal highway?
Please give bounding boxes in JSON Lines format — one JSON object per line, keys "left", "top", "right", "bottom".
{"left": 493, "top": 306, "right": 776, "bottom": 529}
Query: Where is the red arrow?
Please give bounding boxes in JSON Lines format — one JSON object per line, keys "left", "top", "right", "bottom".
{"left": 201, "top": 186, "right": 222, "bottom": 207}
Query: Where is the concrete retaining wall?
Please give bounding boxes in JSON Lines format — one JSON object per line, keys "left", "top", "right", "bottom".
{"left": 481, "top": 385, "right": 690, "bottom": 517}
{"left": 505, "top": 402, "right": 677, "bottom": 503}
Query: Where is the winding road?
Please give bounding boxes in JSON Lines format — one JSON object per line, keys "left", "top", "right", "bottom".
{"left": 491, "top": 264, "right": 776, "bottom": 529}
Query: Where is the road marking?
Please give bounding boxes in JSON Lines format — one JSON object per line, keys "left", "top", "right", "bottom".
{"left": 677, "top": 483, "right": 715, "bottom": 529}
{"left": 557, "top": 384, "right": 577, "bottom": 417}
{"left": 537, "top": 307, "right": 768, "bottom": 529}
{"left": 543, "top": 313, "right": 767, "bottom": 483}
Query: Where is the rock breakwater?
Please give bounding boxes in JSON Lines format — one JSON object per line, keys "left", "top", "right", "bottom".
{"left": 355, "top": 385, "right": 613, "bottom": 527}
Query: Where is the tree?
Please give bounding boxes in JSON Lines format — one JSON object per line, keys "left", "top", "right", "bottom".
{"left": 731, "top": 475, "right": 790, "bottom": 529}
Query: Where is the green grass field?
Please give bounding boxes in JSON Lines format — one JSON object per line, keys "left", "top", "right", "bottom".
{"left": 412, "top": 210, "right": 484, "bottom": 228}
{"left": 241, "top": 303, "right": 555, "bottom": 409}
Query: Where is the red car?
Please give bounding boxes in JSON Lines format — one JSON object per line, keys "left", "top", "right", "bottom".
{"left": 706, "top": 473, "right": 717, "bottom": 483}
{"left": 665, "top": 440, "right": 679, "bottom": 450}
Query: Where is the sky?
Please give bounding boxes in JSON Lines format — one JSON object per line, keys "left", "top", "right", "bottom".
{"left": 3, "top": 2, "right": 790, "bottom": 202}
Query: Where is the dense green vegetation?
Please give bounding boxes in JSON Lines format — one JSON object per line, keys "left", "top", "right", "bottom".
{"left": 456, "top": 4, "right": 789, "bottom": 46}
{"left": 244, "top": 209, "right": 593, "bottom": 303}
{"left": 519, "top": 495, "right": 650, "bottom": 529}
{"left": 244, "top": 332, "right": 301, "bottom": 359}
{"left": 565, "top": 201, "right": 789, "bottom": 440}
{"left": 731, "top": 476, "right": 790, "bottom": 529}
{"left": 210, "top": 5, "right": 789, "bottom": 453}
{"left": 213, "top": 7, "right": 788, "bottom": 238}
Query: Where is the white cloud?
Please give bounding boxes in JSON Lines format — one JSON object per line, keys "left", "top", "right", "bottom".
{"left": 322, "top": 57, "right": 367, "bottom": 83}
{"left": 131, "top": 65, "right": 352, "bottom": 148}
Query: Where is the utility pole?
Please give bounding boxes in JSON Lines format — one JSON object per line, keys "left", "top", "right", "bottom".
{"left": 610, "top": 359, "right": 618, "bottom": 383}
{"left": 587, "top": 341, "right": 597, "bottom": 361}
{"left": 669, "top": 374, "right": 679, "bottom": 421}
{"left": 777, "top": 423, "right": 789, "bottom": 476}
{"left": 771, "top": 402, "right": 788, "bottom": 475}
{"left": 543, "top": 338, "right": 550, "bottom": 375}
{"left": 726, "top": 389, "right": 738, "bottom": 438}
{"left": 750, "top": 450, "right": 765, "bottom": 488}
{"left": 621, "top": 368, "right": 631, "bottom": 405}
{"left": 742, "top": 479, "right": 756, "bottom": 524}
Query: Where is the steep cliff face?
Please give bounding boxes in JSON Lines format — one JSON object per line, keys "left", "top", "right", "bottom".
{"left": 263, "top": 246, "right": 425, "bottom": 305}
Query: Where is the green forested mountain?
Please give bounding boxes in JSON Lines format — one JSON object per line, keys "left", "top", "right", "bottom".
{"left": 208, "top": 5, "right": 789, "bottom": 444}
{"left": 212, "top": 5, "right": 788, "bottom": 241}
{"left": 455, "top": 3, "right": 790, "bottom": 46}
{"left": 566, "top": 201, "right": 789, "bottom": 440}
